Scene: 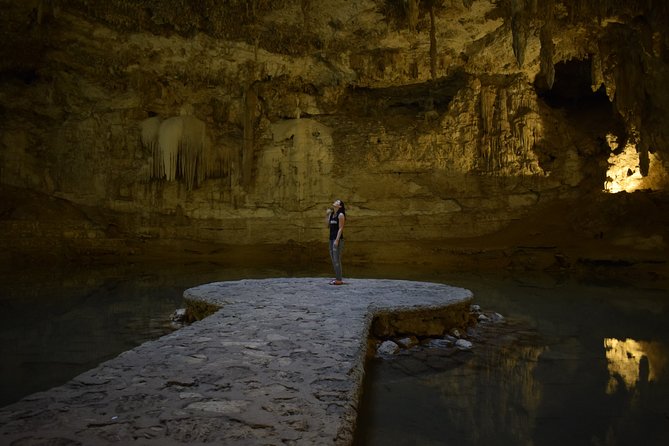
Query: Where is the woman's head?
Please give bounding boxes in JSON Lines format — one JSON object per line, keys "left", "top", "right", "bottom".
{"left": 333, "top": 199, "right": 346, "bottom": 213}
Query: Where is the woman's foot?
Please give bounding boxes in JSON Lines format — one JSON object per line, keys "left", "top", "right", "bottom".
{"left": 329, "top": 280, "right": 344, "bottom": 285}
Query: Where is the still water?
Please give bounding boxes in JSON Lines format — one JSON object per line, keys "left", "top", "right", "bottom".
{"left": 354, "top": 274, "right": 669, "bottom": 446}
{"left": 1, "top": 260, "right": 668, "bottom": 445}
{"left": 0, "top": 260, "right": 306, "bottom": 407}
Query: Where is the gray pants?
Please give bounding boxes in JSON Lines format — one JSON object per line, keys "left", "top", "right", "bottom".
{"left": 329, "top": 239, "right": 344, "bottom": 281}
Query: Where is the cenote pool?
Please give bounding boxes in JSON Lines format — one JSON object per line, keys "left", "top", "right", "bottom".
{"left": 1, "top": 261, "right": 668, "bottom": 445}
{"left": 354, "top": 274, "right": 669, "bottom": 446}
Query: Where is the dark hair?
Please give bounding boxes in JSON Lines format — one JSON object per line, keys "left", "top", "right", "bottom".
{"left": 337, "top": 200, "right": 346, "bottom": 214}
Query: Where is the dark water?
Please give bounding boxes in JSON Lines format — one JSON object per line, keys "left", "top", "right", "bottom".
{"left": 0, "top": 260, "right": 313, "bottom": 407}
{"left": 354, "top": 274, "right": 669, "bottom": 446}
{"left": 1, "top": 260, "right": 668, "bottom": 445}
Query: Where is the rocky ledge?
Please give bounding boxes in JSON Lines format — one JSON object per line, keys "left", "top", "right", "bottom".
{"left": 0, "top": 278, "right": 472, "bottom": 445}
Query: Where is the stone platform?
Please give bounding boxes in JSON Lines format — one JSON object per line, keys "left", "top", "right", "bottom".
{"left": 0, "top": 278, "right": 472, "bottom": 445}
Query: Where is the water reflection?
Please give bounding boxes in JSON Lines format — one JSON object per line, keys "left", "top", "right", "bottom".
{"left": 424, "top": 343, "right": 546, "bottom": 446}
{"left": 354, "top": 277, "right": 669, "bottom": 446}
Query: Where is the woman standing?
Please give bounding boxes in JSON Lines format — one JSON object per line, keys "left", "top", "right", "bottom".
{"left": 326, "top": 199, "right": 346, "bottom": 285}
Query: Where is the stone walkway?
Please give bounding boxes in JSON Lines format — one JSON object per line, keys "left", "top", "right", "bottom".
{"left": 0, "top": 278, "right": 472, "bottom": 445}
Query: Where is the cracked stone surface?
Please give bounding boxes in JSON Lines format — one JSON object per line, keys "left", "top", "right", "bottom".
{"left": 0, "top": 278, "right": 472, "bottom": 445}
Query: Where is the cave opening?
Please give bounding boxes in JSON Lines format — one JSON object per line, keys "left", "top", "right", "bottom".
{"left": 534, "top": 59, "right": 622, "bottom": 144}
{"left": 535, "top": 58, "right": 609, "bottom": 110}
{"left": 535, "top": 58, "right": 635, "bottom": 192}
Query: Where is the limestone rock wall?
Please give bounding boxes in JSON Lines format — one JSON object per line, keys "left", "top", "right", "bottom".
{"left": 1, "top": 0, "right": 668, "bottom": 248}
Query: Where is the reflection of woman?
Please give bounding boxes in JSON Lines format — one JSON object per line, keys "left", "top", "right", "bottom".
{"left": 326, "top": 199, "right": 346, "bottom": 285}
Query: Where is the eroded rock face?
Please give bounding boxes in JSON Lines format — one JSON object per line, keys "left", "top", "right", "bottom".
{"left": 0, "top": 0, "right": 667, "bottom": 254}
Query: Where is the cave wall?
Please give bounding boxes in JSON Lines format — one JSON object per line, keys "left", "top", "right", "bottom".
{"left": 1, "top": 0, "right": 668, "bottom": 248}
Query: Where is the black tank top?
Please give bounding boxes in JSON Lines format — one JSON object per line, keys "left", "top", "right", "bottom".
{"left": 329, "top": 211, "right": 345, "bottom": 240}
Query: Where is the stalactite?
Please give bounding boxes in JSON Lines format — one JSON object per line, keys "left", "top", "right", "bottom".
{"left": 539, "top": 25, "right": 555, "bottom": 89}
{"left": 178, "top": 116, "right": 206, "bottom": 190}
{"left": 157, "top": 117, "right": 182, "bottom": 183}
{"left": 515, "top": 120, "right": 534, "bottom": 154}
{"left": 406, "top": 0, "right": 420, "bottom": 33}
{"left": 491, "top": 144, "right": 498, "bottom": 172}
{"left": 507, "top": 86, "right": 532, "bottom": 114}
{"left": 142, "top": 115, "right": 210, "bottom": 190}
{"left": 299, "top": 0, "right": 312, "bottom": 30}
{"left": 604, "top": 77, "right": 617, "bottom": 103}
{"left": 510, "top": 0, "right": 530, "bottom": 67}
{"left": 481, "top": 138, "right": 492, "bottom": 171}
{"left": 474, "top": 75, "right": 544, "bottom": 176}
{"left": 638, "top": 138, "right": 650, "bottom": 177}
{"left": 140, "top": 116, "right": 162, "bottom": 180}
{"left": 539, "top": 0, "right": 555, "bottom": 89}
{"left": 480, "top": 87, "right": 496, "bottom": 135}
{"left": 37, "top": 0, "right": 60, "bottom": 24}
{"left": 242, "top": 80, "right": 259, "bottom": 190}
{"left": 610, "top": 34, "right": 645, "bottom": 124}
{"left": 592, "top": 11, "right": 669, "bottom": 180}
{"left": 480, "top": 84, "right": 509, "bottom": 173}
{"left": 590, "top": 52, "right": 604, "bottom": 93}
{"left": 429, "top": 5, "right": 437, "bottom": 81}
{"left": 497, "top": 89, "right": 511, "bottom": 134}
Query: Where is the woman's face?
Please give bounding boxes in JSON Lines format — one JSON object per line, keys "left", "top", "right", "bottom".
{"left": 332, "top": 200, "right": 341, "bottom": 209}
